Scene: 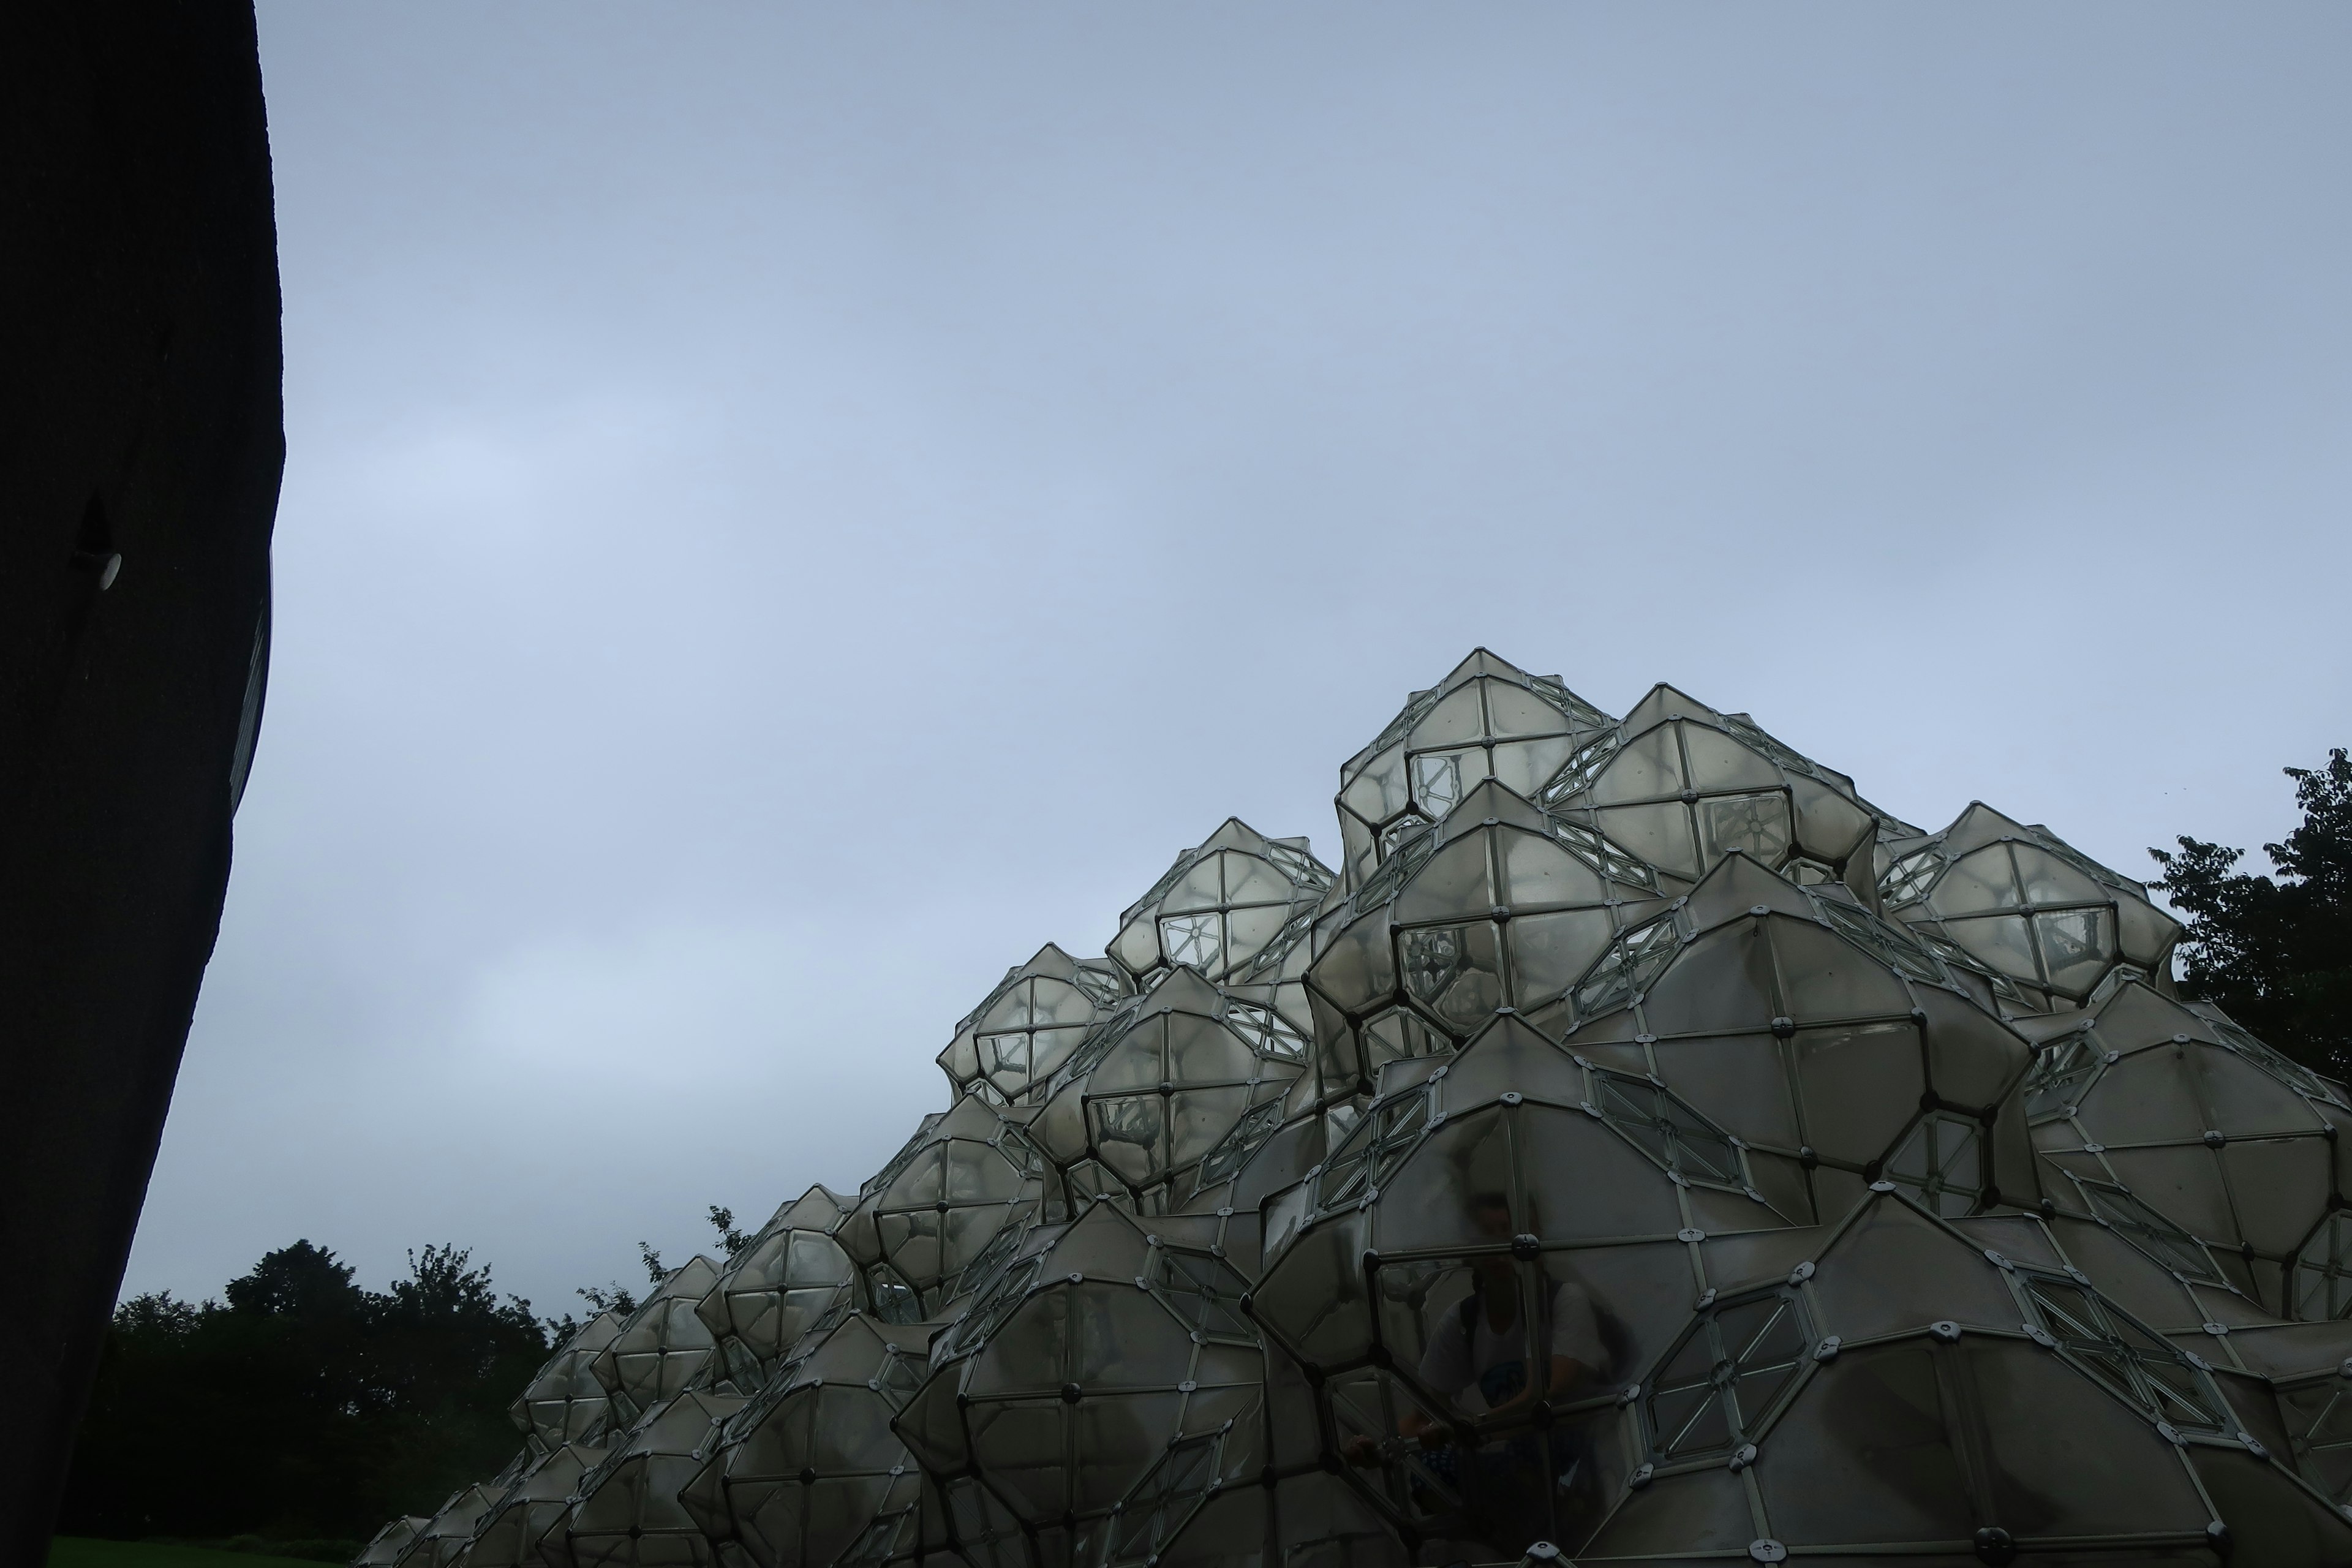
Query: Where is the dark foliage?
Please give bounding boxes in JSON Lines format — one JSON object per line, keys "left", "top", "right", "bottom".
{"left": 59, "top": 1242, "right": 550, "bottom": 1543}
{"left": 2152, "top": 747, "right": 2352, "bottom": 1077}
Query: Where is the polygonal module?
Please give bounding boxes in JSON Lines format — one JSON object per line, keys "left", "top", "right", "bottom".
{"left": 1250, "top": 1009, "right": 1799, "bottom": 1558}
{"left": 468, "top": 1444, "right": 606, "bottom": 1568}
{"left": 596, "top": 1257, "right": 723, "bottom": 1421}
{"left": 940, "top": 943, "right": 1131, "bottom": 1106}
{"left": 679, "top": 1309, "right": 933, "bottom": 1568}
{"left": 697, "top": 1185, "right": 860, "bottom": 1388}
{"left": 895, "top": 1202, "right": 1272, "bottom": 1568}
{"left": 1031, "top": 967, "right": 1307, "bottom": 1215}
{"left": 513, "top": 1310, "right": 628, "bottom": 1450}
{"left": 1882, "top": 802, "right": 2184, "bottom": 1010}
{"left": 2018, "top": 976, "right": 2352, "bottom": 1323}
{"left": 1536, "top": 683, "right": 1896, "bottom": 905}
{"left": 840, "top": 1095, "right": 1066, "bottom": 1320}
{"left": 545, "top": 1390, "right": 744, "bottom": 1568}
{"left": 1303, "top": 778, "right": 1668, "bottom": 1100}
{"left": 393, "top": 1481, "right": 500, "bottom": 1568}
{"left": 1334, "top": 649, "right": 1616, "bottom": 891}
{"left": 1558, "top": 852, "right": 2041, "bottom": 1218}
{"left": 1109, "top": 818, "right": 1333, "bottom": 992}
{"left": 1580, "top": 1185, "right": 2352, "bottom": 1565}
{"left": 355, "top": 1518, "right": 429, "bottom": 1568}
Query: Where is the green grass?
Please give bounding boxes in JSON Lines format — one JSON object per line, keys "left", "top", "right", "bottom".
{"left": 48, "top": 1540, "right": 340, "bottom": 1568}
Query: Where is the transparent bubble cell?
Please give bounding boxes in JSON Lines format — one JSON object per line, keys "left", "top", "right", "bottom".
{"left": 595, "top": 1257, "right": 723, "bottom": 1423}
{"left": 678, "top": 1311, "right": 932, "bottom": 1568}
{"left": 1110, "top": 819, "right": 1333, "bottom": 996}
{"left": 897, "top": 1203, "right": 1267, "bottom": 1568}
{"left": 941, "top": 944, "right": 1132, "bottom": 1107}
{"left": 1881, "top": 803, "right": 2183, "bottom": 1010}
{"left": 391, "top": 1483, "right": 499, "bottom": 1568}
{"left": 696, "top": 1186, "right": 860, "bottom": 1387}
{"left": 1533, "top": 683, "right": 1891, "bottom": 906}
{"left": 1305, "top": 779, "right": 1669, "bottom": 1096}
{"left": 545, "top": 1391, "right": 744, "bottom": 1568}
{"left": 1558, "top": 852, "right": 2041, "bottom": 1202}
{"left": 2018, "top": 976, "right": 2352, "bottom": 1320}
{"left": 840, "top": 1095, "right": 1067, "bottom": 1321}
{"left": 469, "top": 1445, "right": 606, "bottom": 1568}
{"left": 512, "top": 1310, "right": 628, "bottom": 1450}
{"left": 1030, "top": 967, "right": 1307, "bottom": 1215}
{"left": 355, "top": 1518, "right": 429, "bottom": 1568}
{"left": 1335, "top": 650, "right": 1617, "bottom": 894}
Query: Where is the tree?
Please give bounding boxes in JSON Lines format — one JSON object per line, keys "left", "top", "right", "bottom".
{"left": 2152, "top": 747, "right": 2352, "bottom": 1077}
{"left": 707, "top": 1205, "right": 748, "bottom": 1257}
{"left": 61, "top": 1242, "right": 551, "bottom": 1545}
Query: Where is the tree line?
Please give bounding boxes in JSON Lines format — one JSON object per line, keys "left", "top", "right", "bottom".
{"left": 56, "top": 1210, "right": 737, "bottom": 1555}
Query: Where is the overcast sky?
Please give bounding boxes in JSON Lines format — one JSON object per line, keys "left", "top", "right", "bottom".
{"left": 127, "top": 4, "right": 2352, "bottom": 1314}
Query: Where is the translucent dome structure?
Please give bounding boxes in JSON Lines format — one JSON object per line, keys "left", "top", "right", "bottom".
{"left": 360, "top": 649, "right": 2352, "bottom": 1568}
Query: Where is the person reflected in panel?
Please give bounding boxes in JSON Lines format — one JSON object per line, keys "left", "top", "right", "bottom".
{"left": 1343, "top": 1189, "right": 1609, "bottom": 1553}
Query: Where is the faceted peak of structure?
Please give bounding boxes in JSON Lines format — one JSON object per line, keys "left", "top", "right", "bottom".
{"left": 1110, "top": 818, "right": 1333, "bottom": 991}
{"left": 466, "top": 1444, "right": 605, "bottom": 1568}
{"left": 1336, "top": 649, "right": 1616, "bottom": 892}
{"left": 1029, "top": 965, "right": 1308, "bottom": 1215}
{"left": 1561, "top": 851, "right": 2041, "bottom": 1213}
{"left": 510, "top": 1309, "right": 627, "bottom": 1450}
{"left": 839, "top": 1093, "right": 1066, "bottom": 1321}
{"left": 938, "top": 941, "right": 1131, "bottom": 1106}
{"left": 1304, "top": 778, "right": 1672, "bottom": 1100}
{"left": 695, "top": 1186, "right": 860, "bottom": 1388}
{"left": 592, "top": 1256, "right": 722, "bottom": 1421}
{"left": 546, "top": 1390, "right": 745, "bottom": 1568}
{"left": 897, "top": 1200, "right": 1267, "bottom": 1568}
{"left": 1539, "top": 682, "right": 1885, "bottom": 907}
{"left": 677, "top": 1310, "right": 935, "bottom": 1568}
{"left": 1881, "top": 801, "right": 2184, "bottom": 1012}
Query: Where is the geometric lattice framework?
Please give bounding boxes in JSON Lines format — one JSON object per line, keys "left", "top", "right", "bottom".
{"left": 360, "top": 649, "right": 2352, "bottom": 1568}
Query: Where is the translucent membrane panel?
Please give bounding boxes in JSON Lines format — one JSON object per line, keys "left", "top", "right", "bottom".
{"left": 1643, "top": 1291, "right": 1811, "bottom": 1464}
{"left": 2016, "top": 1272, "right": 2230, "bottom": 1433}
{"left": 1881, "top": 1115, "right": 1983, "bottom": 1217}
{"left": 2293, "top": 1215, "right": 2352, "bottom": 1322}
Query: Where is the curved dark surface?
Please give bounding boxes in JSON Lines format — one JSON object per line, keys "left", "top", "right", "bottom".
{"left": 0, "top": 3, "right": 282, "bottom": 1561}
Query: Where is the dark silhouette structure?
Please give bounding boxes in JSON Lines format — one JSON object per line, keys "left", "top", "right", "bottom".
{"left": 0, "top": 4, "right": 281, "bottom": 1561}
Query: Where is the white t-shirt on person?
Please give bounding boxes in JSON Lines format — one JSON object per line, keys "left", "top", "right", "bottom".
{"left": 1416, "top": 1281, "right": 1607, "bottom": 1412}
